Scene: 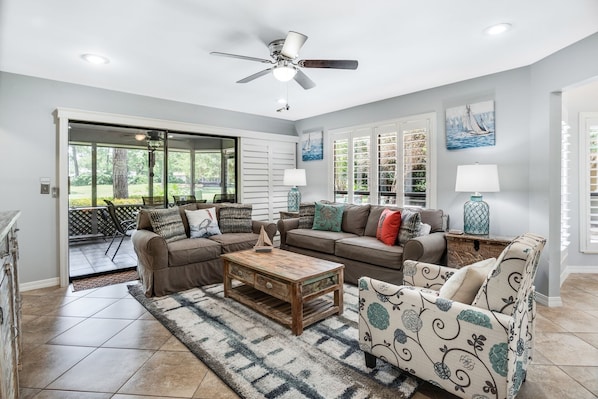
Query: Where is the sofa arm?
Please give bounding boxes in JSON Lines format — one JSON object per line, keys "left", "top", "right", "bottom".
{"left": 402, "top": 231, "right": 446, "bottom": 264}
{"left": 402, "top": 260, "right": 456, "bottom": 289}
{"left": 132, "top": 229, "right": 169, "bottom": 272}
{"left": 276, "top": 218, "right": 300, "bottom": 248}
{"left": 252, "top": 220, "right": 277, "bottom": 242}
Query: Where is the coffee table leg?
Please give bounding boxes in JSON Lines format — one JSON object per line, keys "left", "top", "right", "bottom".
{"left": 291, "top": 282, "right": 303, "bottom": 335}
{"left": 223, "top": 260, "right": 231, "bottom": 298}
{"left": 335, "top": 271, "right": 344, "bottom": 315}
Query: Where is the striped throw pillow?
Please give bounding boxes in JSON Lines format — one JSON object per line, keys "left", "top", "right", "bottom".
{"left": 148, "top": 207, "right": 187, "bottom": 243}
{"left": 219, "top": 204, "right": 253, "bottom": 233}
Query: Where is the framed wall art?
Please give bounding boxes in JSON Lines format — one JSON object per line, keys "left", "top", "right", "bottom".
{"left": 445, "top": 100, "right": 495, "bottom": 150}
{"left": 301, "top": 130, "right": 323, "bottom": 161}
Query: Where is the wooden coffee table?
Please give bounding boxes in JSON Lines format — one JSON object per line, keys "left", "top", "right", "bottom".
{"left": 221, "top": 248, "right": 344, "bottom": 335}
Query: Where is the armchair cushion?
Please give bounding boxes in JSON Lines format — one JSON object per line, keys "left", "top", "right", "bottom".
{"left": 438, "top": 257, "right": 496, "bottom": 304}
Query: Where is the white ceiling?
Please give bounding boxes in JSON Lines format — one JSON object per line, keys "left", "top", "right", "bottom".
{"left": 1, "top": 0, "right": 598, "bottom": 121}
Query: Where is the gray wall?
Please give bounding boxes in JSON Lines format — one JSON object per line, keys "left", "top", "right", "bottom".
{"left": 295, "top": 32, "right": 598, "bottom": 300}
{"left": 0, "top": 72, "right": 295, "bottom": 284}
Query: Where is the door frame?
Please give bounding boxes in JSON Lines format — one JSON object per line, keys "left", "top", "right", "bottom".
{"left": 55, "top": 108, "right": 297, "bottom": 287}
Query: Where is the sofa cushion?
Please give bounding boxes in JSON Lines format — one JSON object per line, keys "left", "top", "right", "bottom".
{"left": 148, "top": 207, "right": 187, "bottom": 243}
{"left": 219, "top": 203, "right": 252, "bottom": 233}
{"left": 376, "top": 208, "right": 402, "bottom": 245}
{"left": 312, "top": 202, "right": 344, "bottom": 232}
{"left": 286, "top": 229, "right": 357, "bottom": 254}
{"left": 167, "top": 237, "right": 222, "bottom": 267}
{"left": 439, "top": 258, "right": 496, "bottom": 304}
{"left": 419, "top": 208, "right": 445, "bottom": 233}
{"left": 298, "top": 202, "right": 316, "bottom": 229}
{"left": 398, "top": 209, "right": 421, "bottom": 245}
{"left": 335, "top": 236, "right": 404, "bottom": 269}
{"left": 342, "top": 204, "right": 371, "bottom": 235}
{"left": 209, "top": 232, "right": 259, "bottom": 253}
{"left": 185, "top": 208, "right": 221, "bottom": 238}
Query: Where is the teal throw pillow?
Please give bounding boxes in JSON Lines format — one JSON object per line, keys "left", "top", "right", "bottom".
{"left": 312, "top": 202, "right": 344, "bottom": 232}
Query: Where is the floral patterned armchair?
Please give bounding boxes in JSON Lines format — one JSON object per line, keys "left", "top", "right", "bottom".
{"left": 358, "top": 233, "right": 545, "bottom": 399}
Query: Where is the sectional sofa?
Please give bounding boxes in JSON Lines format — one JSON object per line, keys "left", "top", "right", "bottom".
{"left": 277, "top": 202, "right": 448, "bottom": 285}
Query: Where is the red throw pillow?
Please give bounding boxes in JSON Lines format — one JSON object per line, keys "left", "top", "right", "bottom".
{"left": 376, "top": 208, "right": 402, "bottom": 245}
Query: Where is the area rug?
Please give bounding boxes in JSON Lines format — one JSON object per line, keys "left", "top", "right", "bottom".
{"left": 127, "top": 282, "right": 418, "bottom": 399}
{"left": 72, "top": 269, "right": 139, "bottom": 291}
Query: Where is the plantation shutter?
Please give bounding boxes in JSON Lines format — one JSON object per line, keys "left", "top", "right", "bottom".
{"left": 333, "top": 133, "right": 349, "bottom": 203}
{"left": 400, "top": 119, "right": 429, "bottom": 207}
{"left": 376, "top": 124, "right": 398, "bottom": 205}
{"left": 353, "top": 128, "right": 371, "bottom": 204}
{"left": 240, "top": 138, "right": 296, "bottom": 223}
{"left": 580, "top": 113, "right": 598, "bottom": 252}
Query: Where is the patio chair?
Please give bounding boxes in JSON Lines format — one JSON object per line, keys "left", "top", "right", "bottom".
{"left": 142, "top": 196, "right": 165, "bottom": 208}
{"left": 213, "top": 193, "right": 236, "bottom": 203}
{"left": 173, "top": 195, "right": 197, "bottom": 205}
{"left": 103, "top": 200, "right": 137, "bottom": 261}
{"left": 358, "top": 233, "right": 546, "bottom": 399}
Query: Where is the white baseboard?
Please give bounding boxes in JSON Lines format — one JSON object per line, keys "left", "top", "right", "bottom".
{"left": 20, "top": 277, "right": 61, "bottom": 292}
{"left": 560, "top": 265, "right": 598, "bottom": 286}
{"left": 535, "top": 291, "right": 562, "bottom": 307}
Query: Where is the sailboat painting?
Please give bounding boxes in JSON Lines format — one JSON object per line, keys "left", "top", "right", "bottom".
{"left": 445, "top": 100, "right": 495, "bottom": 150}
{"left": 301, "top": 130, "right": 324, "bottom": 161}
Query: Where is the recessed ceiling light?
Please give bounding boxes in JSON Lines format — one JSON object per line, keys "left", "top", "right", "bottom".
{"left": 484, "top": 23, "right": 512, "bottom": 36}
{"left": 81, "top": 53, "right": 110, "bottom": 65}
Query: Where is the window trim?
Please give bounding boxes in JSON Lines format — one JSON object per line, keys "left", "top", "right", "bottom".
{"left": 579, "top": 112, "right": 598, "bottom": 253}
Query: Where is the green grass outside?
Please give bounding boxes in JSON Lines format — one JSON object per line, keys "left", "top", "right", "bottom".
{"left": 69, "top": 184, "right": 228, "bottom": 206}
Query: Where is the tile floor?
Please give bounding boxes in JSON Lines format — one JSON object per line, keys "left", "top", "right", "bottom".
{"left": 69, "top": 236, "right": 137, "bottom": 278}
{"left": 19, "top": 274, "right": 598, "bottom": 398}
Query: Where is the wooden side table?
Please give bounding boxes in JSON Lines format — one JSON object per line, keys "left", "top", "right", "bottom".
{"left": 446, "top": 233, "right": 513, "bottom": 268}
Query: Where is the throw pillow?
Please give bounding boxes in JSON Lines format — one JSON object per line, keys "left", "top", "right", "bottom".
{"left": 376, "top": 208, "right": 402, "bottom": 246}
{"left": 312, "top": 202, "right": 344, "bottom": 232}
{"left": 439, "top": 258, "right": 496, "bottom": 304}
{"left": 185, "top": 208, "right": 221, "bottom": 238}
{"left": 418, "top": 223, "right": 432, "bottom": 236}
{"left": 219, "top": 203, "right": 252, "bottom": 233}
{"left": 398, "top": 209, "right": 421, "bottom": 245}
{"left": 298, "top": 202, "right": 316, "bottom": 229}
{"left": 148, "top": 207, "right": 187, "bottom": 243}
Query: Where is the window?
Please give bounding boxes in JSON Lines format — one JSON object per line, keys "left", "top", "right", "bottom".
{"left": 330, "top": 113, "right": 434, "bottom": 207}
{"left": 580, "top": 112, "right": 598, "bottom": 252}
{"left": 561, "top": 121, "right": 571, "bottom": 257}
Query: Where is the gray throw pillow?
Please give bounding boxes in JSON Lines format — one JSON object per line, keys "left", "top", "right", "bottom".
{"left": 148, "top": 207, "right": 187, "bottom": 243}
{"left": 398, "top": 209, "right": 421, "bottom": 245}
{"left": 219, "top": 203, "right": 252, "bottom": 233}
{"left": 298, "top": 202, "right": 316, "bottom": 229}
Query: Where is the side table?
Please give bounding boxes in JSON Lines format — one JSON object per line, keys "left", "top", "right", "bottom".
{"left": 446, "top": 233, "right": 513, "bottom": 268}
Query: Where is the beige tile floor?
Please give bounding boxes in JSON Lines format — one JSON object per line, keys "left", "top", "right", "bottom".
{"left": 19, "top": 274, "right": 598, "bottom": 399}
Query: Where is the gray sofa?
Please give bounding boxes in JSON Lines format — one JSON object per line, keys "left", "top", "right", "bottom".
{"left": 133, "top": 202, "right": 277, "bottom": 297}
{"left": 277, "top": 202, "right": 448, "bottom": 285}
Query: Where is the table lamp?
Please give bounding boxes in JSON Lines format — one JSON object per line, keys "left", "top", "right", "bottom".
{"left": 283, "top": 169, "right": 306, "bottom": 212}
{"left": 455, "top": 164, "right": 500, "bottom": 235}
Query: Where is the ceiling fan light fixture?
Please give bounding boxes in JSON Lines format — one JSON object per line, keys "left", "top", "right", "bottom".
{"left": 272, "top": 65, "right": 297, "bottom": 82}
{"left": 134, "top": 133, "right": 146, "bottom": 141}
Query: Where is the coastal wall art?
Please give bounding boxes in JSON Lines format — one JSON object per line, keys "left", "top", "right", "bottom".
{"left": 301, "top": 130, "right": 324, "bottom": 161}
{"left": 445, "top": 100, "right": 495, "bottom": 150}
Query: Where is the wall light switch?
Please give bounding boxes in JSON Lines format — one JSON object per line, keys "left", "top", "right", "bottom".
{"left": 40, "top": 183, "right": 50, "bottom": 194}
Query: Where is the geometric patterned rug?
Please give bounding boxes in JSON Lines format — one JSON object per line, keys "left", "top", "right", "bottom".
{"left": 127, "top": 282, "right": 419, "bottom": 399}
{"left": 72, "top": 268, "right": 139, "bottom": 291}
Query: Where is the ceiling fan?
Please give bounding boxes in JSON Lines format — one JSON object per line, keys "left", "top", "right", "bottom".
{"left": 210, "top": 31, "right": 358, "bottom": 90}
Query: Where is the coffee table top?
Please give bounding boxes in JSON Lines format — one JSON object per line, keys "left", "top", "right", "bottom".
{"left": 221, "top": 248, "right": 344, "bottom": 283}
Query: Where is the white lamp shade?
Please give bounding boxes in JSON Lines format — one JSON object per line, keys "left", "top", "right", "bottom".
{"left": 455, "top": 164, "right": 500, "bottom": 193}
{"left": 283, "top": 169, "right": 306, "bottom": 186}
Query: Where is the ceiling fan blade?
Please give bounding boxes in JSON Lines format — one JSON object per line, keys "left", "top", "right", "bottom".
{"left": 210, "top": 51, "right": 273, "bottom": 64}
{"left": 236, "top": 68, "right": 273, "bottom": 84}
{"left": 281, "top": 31, "right": 308, "bottom": 59}
{"left": 293, "top": 69, "right": 316, "bottom": 90}
{"left": 299, "top": 59, "right": 358, "bottom": 70}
